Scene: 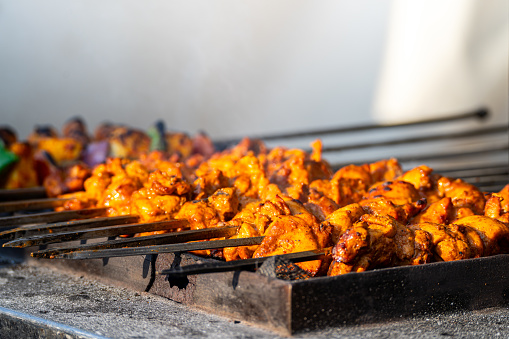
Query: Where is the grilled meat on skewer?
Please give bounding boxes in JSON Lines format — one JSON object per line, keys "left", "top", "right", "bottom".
{"left": 2, "top": 135, "right": 508, "bottom": 280}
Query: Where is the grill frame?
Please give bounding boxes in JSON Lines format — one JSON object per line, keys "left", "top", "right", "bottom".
{"left": 0, "top": 107, "right": 508, "bottom": 334}
{"left": 24, "top": 245, "right": 509, "bottom": 335}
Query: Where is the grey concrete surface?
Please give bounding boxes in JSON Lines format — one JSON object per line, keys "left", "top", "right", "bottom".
{"left": 0, "top": 261, "right": 508, "bottom": 339}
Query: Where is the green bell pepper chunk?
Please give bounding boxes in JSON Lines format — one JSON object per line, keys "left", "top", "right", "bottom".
{"left": 0, "top": 143, "right": 19, "bottom": 175}
{"left": 148, "top": 121, "right": 167, "bottom": 152}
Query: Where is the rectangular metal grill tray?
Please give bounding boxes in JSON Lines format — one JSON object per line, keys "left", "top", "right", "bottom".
{"left": 18, "top": 240, "right": 509, "bottom": 335}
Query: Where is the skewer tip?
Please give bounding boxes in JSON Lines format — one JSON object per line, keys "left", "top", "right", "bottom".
{"left": 2, "top": 240, "right": 25, "bottom": 248}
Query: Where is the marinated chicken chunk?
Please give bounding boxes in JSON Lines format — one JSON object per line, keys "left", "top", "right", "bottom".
{"left": 397, "top": 165, "right": 431, "bottom": 188}
{"left": 453, "top": 215, "right": 509, "bottom": 256}
{"left": 252, "top": 197, "right": 332, "bottom": 276}
{"left": 369, "top": 158, "right": 403, "bottom": 183}
{"left": 43, "top": 163, "right": 92, "bottom": 197}
{"left": 19, "top": 131, "right": 507, "bottom": 280}
{"left": 485, "top": 185, "right": 509, "bottom": 224}
{"left": 223, "top": 222, "right": 261, "bottom": 261}
{"left": 322, "top": 203, "right": 365, "bottom": 243}
{"left": 0, "top": 142, "right": 39, "bottom": 189}
{"left": 328, "top": 215, "right": 401, "bottom": 276}
{"left": 408, "top": 222, "right": 471, "bottom": 262}
{"left": 130, "top": 170, "right": 191, "bottom": 223}
{"left": 411, "top": 197, "right": 455, "bottom": 224}
{"left": 360, "top": 197, "right": 426, "bottom": 224}
{"left": 363, "top": 180, "right": 424, "bottom": 205}
{"left": 437, "top": 177, "right": 486, "bottom": 215}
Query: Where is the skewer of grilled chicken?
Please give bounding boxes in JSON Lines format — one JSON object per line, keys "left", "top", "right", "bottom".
{"left": 0, "top": 133, "right": 507, "bottom": 281}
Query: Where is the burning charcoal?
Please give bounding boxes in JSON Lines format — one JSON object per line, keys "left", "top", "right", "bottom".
{"left": 257, "top": 255, "right": 312, "bottom": 280}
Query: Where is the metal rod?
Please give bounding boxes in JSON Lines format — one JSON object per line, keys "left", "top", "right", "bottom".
{"left": 4, "top": 218, "right": 191, "bottom": 248}
{"left": 331, "top": 145, "right": 509, "bottom": 169}
{"left": 0, "top": 215, "right": 139, "bottom": 240}
{"left": 395, "top": 145, "right": 509, "bottom": 164}
{"left": 0, "top": 198, "right": 71, "bottom": 213}
{"left": 158, "top": 249, "right": 327, "bottom": 276}
{"left": 55, "top": 236, "right": 265, "bottom": 259}
{"left": 0, "top": 207, "right": 108, "bottom": 228}
{"left": 434, "top": 164, "right": 508, "bottom": 177}
{"left": 0, "top": 187, "right": 47, "bottom": 202}
{"left": 322, "top": 126, "right": 506, "bottom": 153}
{"left": 461, "top": 175, "right": 509, "bottom": 184}
{"left": 475, "top": 182, "right": 509, "bottom": 188}
{"left": 31, "top": 226, "right": 239, "bottom": 259}
{"left": 214, "top": 108, "right": 488, "bottom": 144}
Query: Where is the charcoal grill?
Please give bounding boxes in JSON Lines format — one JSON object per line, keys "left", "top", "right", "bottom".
{"left": 0, "top": 107, "right": 508, "bottom": 335}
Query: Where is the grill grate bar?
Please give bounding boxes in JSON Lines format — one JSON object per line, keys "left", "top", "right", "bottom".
{"left": 0, "top": 186, "right": 47, "bottom": 202}
{"left": 31, "top": 226, "right": 238, "bottom": 259}
{"left": 434, "top": 164, "right": 509, "bottom": 176}
{"left": 0, "top": 198, "right": 71, "bottom": 213}
{"left": 214, "top": 108, "right": 488, "bottom": 146}
{"left": 331, "top": 145, "right": 508, "bottom": 170}
{"left": 461, "top": 175, "right": 509, "bottom": 184}
{"left": 321, "top": 126, "right": 506, "bottom": 153}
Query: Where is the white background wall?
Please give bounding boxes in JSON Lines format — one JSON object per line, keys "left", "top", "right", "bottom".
{"left": 0, "top": 0, "right": 506, "bottom": 155}
{"left": 0, "top": 1, "right": 390, "bottom": 140}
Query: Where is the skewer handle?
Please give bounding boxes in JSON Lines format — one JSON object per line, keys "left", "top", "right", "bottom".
{"left": 56, "top": 235, "right": 265, "bottom": 259}
{"left": 0, "top": 207, "right": 108, "bottom": 228}
{"left": 0, "top": 187, "right": 47, "bottom": 202}
{"left": 0, "top": 198, "right": 70, "bottom": 213}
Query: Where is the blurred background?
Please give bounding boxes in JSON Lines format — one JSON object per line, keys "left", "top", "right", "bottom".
{"left": 0, "top": 0, "right": 507, "bottom": 168}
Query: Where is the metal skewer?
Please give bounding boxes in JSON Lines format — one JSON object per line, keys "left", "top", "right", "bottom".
{"left": 0, "top": 207, "right": 108, "bottom": 228}
{"left": 0, "top": 215, "right": 139, "bottom": 240}
{"left": 55, "top": 236, "right": 265, "bottom": 259}
{"left": 0, "top": 198, "right": 71, "bottom": 213}
{"left": 3, "top": 219, "right": 190, "bottom": 248}
{"left": 322, "top": 126, "right": 506, "bottom": 154}
{"left": 0, "top": 186, "right": 47, "bottom": 202}
{"left": 31, "top": 225, "right": 239, "bottom": 259}
{"left": 435, "top": 163, "right": 509, "bottom": 176}
{"left": 158, "top": 249, "right": 327, "bottom": 276}
{"left": 331, "top": 144, "right": 509, "bottom": 169}
{"left": 215, "top": 108, "right": 488, "bottom": 145}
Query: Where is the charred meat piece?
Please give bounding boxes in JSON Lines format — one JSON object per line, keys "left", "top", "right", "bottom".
{"left": 369, "top": 158, "right": 403, "bottom": 183}
{"left": 453, "top": 215, "right": 509, "bottom": 256}
{"left": 43, "top": 163, "right": 92, "bottom": 197}
{"left": 360, "top": 196, "right": 426, "bottom": 224}
{"left": 322, "top": 203, "right": 365, "bottom": 243}
{"left": 0, "top": 126, "right": 17, "bottom": 148}
{"left": 131, "top": 170, "right": 191, "bottom": 224}
{"left": 408, "top": 222, "right": 471, "bottom": 262}
{"left": 0, "top": 142, "right": 38, "bottom": 189}
{"left": 411, "top": 197, "right": 458, "bottom": 224}
{"left": 328, "top": 215, "right": 403, "bottom": 276}
{"left": 252, "top": 211, "right": 332, "bottom": 276}
{"left": 109, "top": 127, "right": 151, "bottom": 159}
{"left": 63, "top": 117, "right": 90, "bottom": 145}
{"left": 14, "top": 132, "right": 508, "bottom": 280}
{"left": 485, "top": 192, "right": 509, "bottom": 224}
{"left": 363, "top": 180, "right": 424, "bottom": 205}
{"left": 437, "top": 177, "right": 486, "bottom": 215}
{"left": 396, "top": 165, "right": 443, "bottom": 202}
